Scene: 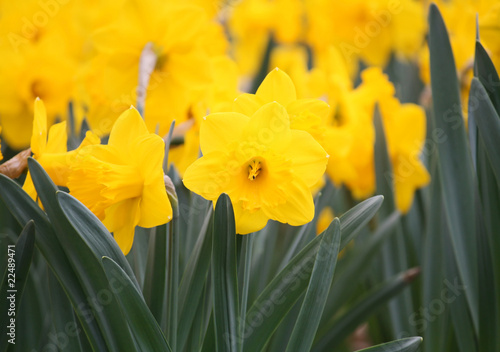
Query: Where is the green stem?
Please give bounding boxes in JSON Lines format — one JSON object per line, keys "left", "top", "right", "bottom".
{"left": 238, "top": 233, "right": 254, "bottom": 351}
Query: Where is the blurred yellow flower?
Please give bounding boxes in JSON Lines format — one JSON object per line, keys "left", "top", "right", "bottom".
{"left": 0, "top": 1, "right": 82, "bottom": 149}
{"left": 183, "top": 102, "right": 328, "bottom": 234}
{"left": 306, "top": 0, "right": 426, "bottom": 67}
{"left": 84, "top": 0, "right": 228, "bottom": 137}
{"left": 228, "top": 0, "right": 304, "bottom": 77}
{"left": 68, "top": 107, "right": 172, "bottom": 255}
{"left": 22, "top": 98, "right": 100, "bottom": 201}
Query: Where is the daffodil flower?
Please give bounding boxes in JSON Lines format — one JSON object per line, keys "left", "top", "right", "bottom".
{"left": 23, "top": 98, "right": 100, "bottom": 201}
{"left": 183, "top": 101, "right": 328, "bottom": 234}
{"left": 68, "top": 106, "right": 172, "bottom": 255}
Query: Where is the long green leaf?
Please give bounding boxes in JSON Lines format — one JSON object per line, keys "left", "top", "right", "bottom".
{"left": 178, "top": 207, "right": 213, "bottom": 351}
{"left": 474, "top": 41, "right": 500, "bottom": 113}
{"left": 0, "top": 174, "right": 108, "bottom": 351}
{"left": 313, "top": 268, "right": 419, "bottom": 351}
{"left": 0, "top": 221, "right": 35, "bottom": 352}
{"left": 142, "top": 225, "right": 168, "bottom": 328}
{"left": 374, "top": 106, "right": 415, "bottom": 337}
{"left": 354, "top": 337, "right": 422, "bottom": 352}
{"left": 422, "top": 157, "right": 448, "bottom": 352}
{"left": 102, "top": 257, "right": 172, "bottom": 352}
{"left": 428, "top": 3, "right": 478, "bottom": 329}
{"left": 242, "top": 196, "right": 384, "bottom": 352}
{"left": 28, "top": 158, "right": 136, "bottom": 352}
{"left": 471, "top": 78, "right": 500, "bottom": 184}
{"left": 286, "top": 218, "right": 341, "bottom": 352}
{"left": 212, "top": 193, "right": 239, "bottom": 352}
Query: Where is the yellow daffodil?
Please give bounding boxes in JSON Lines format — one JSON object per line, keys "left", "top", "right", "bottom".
{"left": 233, "top": 68, "right": 330, "bottom": 146}
{"left": 183, "top": 102, "right": 328, "bottom": 234}
{"left": 22, "top": 98, "right": 100, "bottom": 201}
{"left": 68, "top": 106, "right": 172, "bottom": 255}
{"left": 84, "top": 0, "right": 228, "bottom": 138}
{"left": 305, "top": 0, "right": 425, "bottom": 67}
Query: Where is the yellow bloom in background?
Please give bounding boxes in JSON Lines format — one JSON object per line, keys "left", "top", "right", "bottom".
{"left": 183, "top": 102, "right": 328, "bottom": 234}
{"left": 68, "top": 107, "right": 172, "bottom": 255}
{"left": 0, "top": 1, "right": 83, "bottom": 149}
{"left": 168, "top": 55, "right": 240, "bottom": 176}
{"left": 22, "top": 98, "right": 100, "bottom": 201}
{"left": 305, "top": 0, "right": 426, "bottom": 67}
{"left": 84, "top": 0, "right": 228, "bottom": 138}
{"left": 233, "top": 68, "right": 330, "bottom": 146}
{"left": 228, "top": 0, "right": 304, "bottom": 77}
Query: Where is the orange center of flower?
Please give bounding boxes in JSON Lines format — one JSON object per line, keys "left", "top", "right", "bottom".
{"left": 248, "top": 159, "right": 262, "bottom": 181}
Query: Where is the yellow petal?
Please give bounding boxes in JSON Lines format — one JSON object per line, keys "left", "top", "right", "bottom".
{"left": 103, "top": 198, "right": 141, "bottom": 255}
{"left": 232, "top": 93, "right": 262, "bottom": 117}
{"left": 31, "top": 98, "right": 47, "bottom": 156}
{"left": 108, "top": 107, "right": 149, "bottom": 155}
{"left": 200, "top": 112, "right": 249, "bottom": 154}
{"left": 138, "top": 180, "right": 172, "bottom": 228}
{"left": 132, "top": 133, "right": 165, "bottom": 182}
{"left": 393, "top": 155, "right": 430, "bottom": 213}
{"left": 285, "top": 130, "right": 328, "bottom": 187}
{"left": 243, "top": 102, "right": 291, "bottom": 151}
{"left": 263, "top": 178, "right": 315, "bottom": 226}
{"left": 256, "top": 68, "right": 297, "bottom": 106}
{"left": 22, "top": 171, "right": 37, "bottom": 202}
{"left": 287, "top": 99, "right": 330, "bottom": 121}
{"left": 183, "top": 151, "right": 231, "bottom": 201}
{"left": 45, "top": 121, "right": 68, "bottom": 154}
{"left": 232, "top": 203, "right": 269, "bottom": 234}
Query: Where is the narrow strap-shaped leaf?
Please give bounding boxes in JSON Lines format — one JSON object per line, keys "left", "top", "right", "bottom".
{"left": 242, "top": 196, "right": 383, "bottom": 352}
{"left": 48, "top": 268, "right": 85, "bottom": 352}
{"left": 142, "top": 224, "right": 168, "bottom": 329}
{"left": 354, "top": 337, "right": 422, "bottom": 352}
{"left": 471, "top": 78, "right": 500, "bottom": 184}
{"left": 313, "top": 268, "right": 420, "bottom": 351}
{"left": 422, "top": 157, "right": 448, "bottom": 352}
{"left": 29, "top": 158, "right": 136, "bottom": 351}
{"left": 102, "top": 257, "right": 172, "bottom": 352}
{"left": 474, "top": 41, "right": 500, "bottom": 113}
{"left": 212, "top": 193, "right": 239, "bottom": 352}
{"left": 321, "top": 211, "right": 400, "bottom": 321}
{"left": 0, "top": 221, "right": 35, "bottom": 352}
{"left": 0, "top": 174, "right": 108, "bottom": 351}
{"left": 286, "top": 218, "right": 341, "bottom": 352}
{"left": 178, "top": 208, "right": 213, "bottom": 351}
{"left": 428, "top": 3, "right": 478, "bottom": 329}
{"left": 374, "top": 106, "right": 415, "bottom": 337}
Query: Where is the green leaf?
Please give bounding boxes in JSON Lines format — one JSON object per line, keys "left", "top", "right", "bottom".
{"left": 428, "top": 3, "right": 478, "bottom": 329}
{"left": 374, "top": 106, "right": 415, "bottom": 337}
{"left": 0, "top": 174, "right": 108, "bottom": 351}
{"left": 286, "top": 218, "right": 341, "bottom": 352}
{"left": 321, "top": 211, "right": 400, "bottom": 321}
{"left": 313, "top": 268, "right": 420, "bottom": 350}
{"left": 48, "top": 269, "right": 85, "bottom": 352}
{"left": 470, "top": 78, "right": 500, "bottom": 185}
{"left": 422, "top": 158, "right": 448, "bottom": 352}
{"left": 28, "top": 158, "right": 136, "bottom": 352}
{"left": 212, "top": 193, "right": 240, "bottom": 352}
{"left": 178, "top": 207, "right": 213, "bottom": 351}
{"left": 474, "top": 41, "right": 500, "bottom": 113}
{"left": 0, "top": 221, "right": 35, "bottom": 352}
{"left": 142, "top": 224, "right": 168, "bottom": 328}
{"left": 102, "top": 257, "right": 172, "bottom": 352}
{"left": 242, "top": 196, "right": 384, "bottom": 352}
{"left": 354, "top": 337, "right": 423, "bottom": 352}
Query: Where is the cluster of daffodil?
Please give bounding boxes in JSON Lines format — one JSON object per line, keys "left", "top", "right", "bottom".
{"left": 0, "top": 0, "right": 498, "bottom": 254}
